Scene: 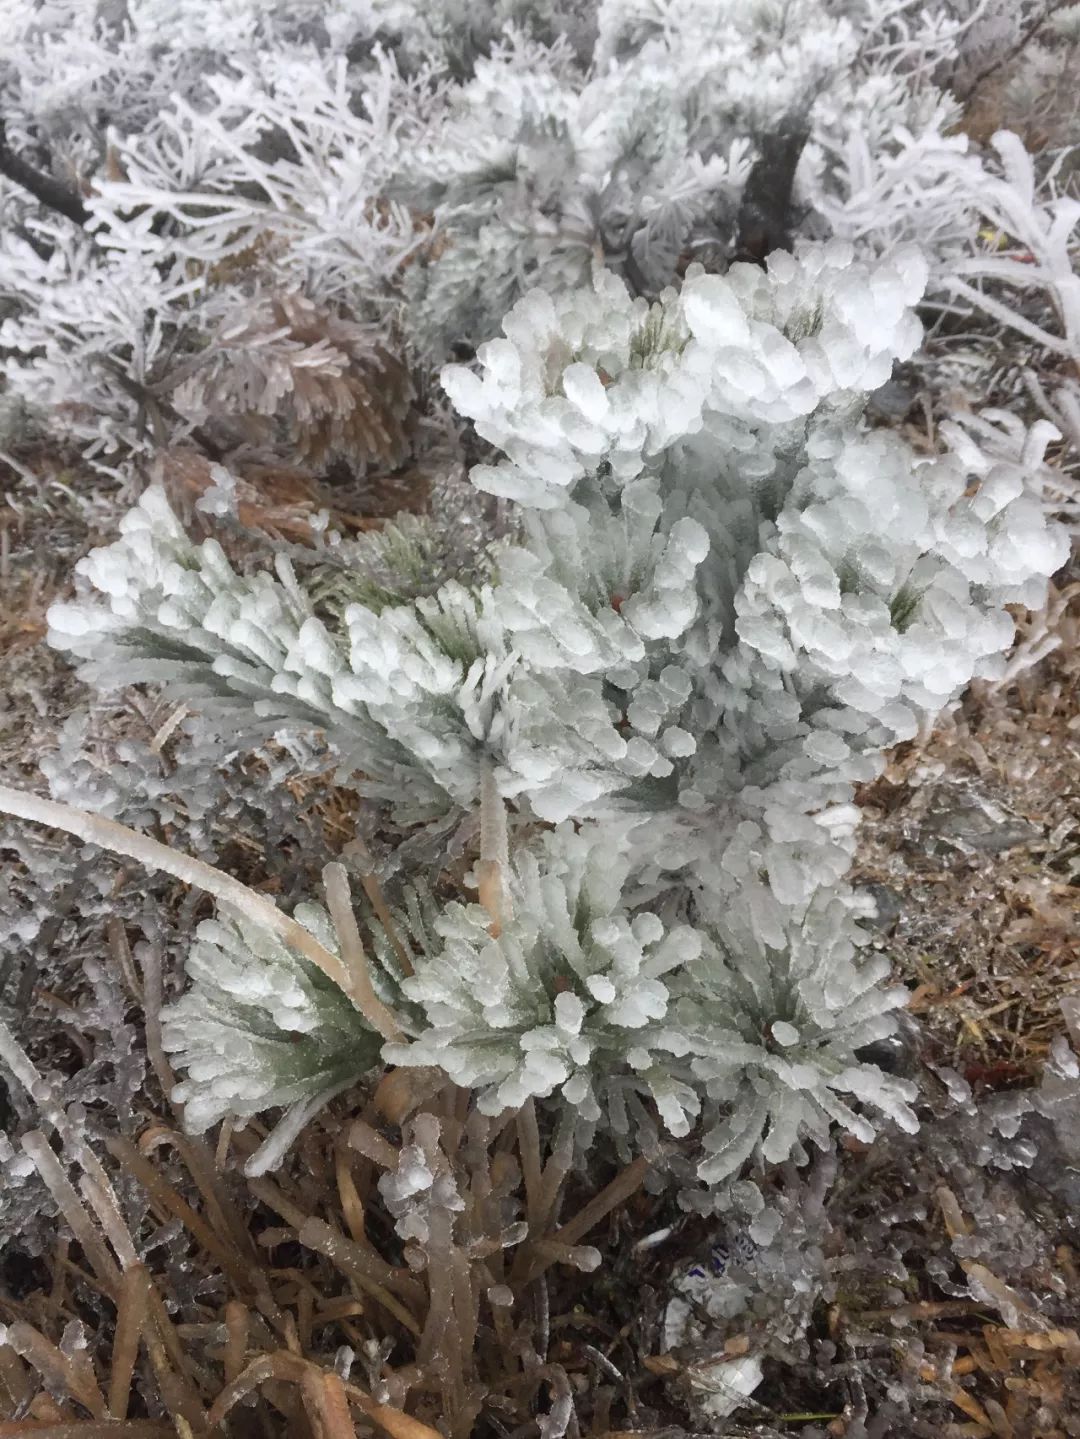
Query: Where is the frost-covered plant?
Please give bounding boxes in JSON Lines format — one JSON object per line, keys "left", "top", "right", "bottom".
{"left": 3, "top": 0, "right": 1071, "bottom": 469}
{"left": 383, "top": 824, "right": 709, "bottom": 1126}
{"left": 386, "top": 826, "right": 919, "bottom": 1182}
{"left": 162, "top": 905, "right": 383, "bottom": 1138}
{"left": 3, "top": 17, "right": 1080, "bottom": 1437}
{"left": 943, "top": 133, "right": 1080, "bottom": 467}
{"left": 13, "top": 240, "right": 1063, "bottom": 1191}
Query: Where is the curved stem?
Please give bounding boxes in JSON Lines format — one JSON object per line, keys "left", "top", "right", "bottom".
{"left": 322, "top": 862, "right": 404, "bottom": 1041}
{"left": 0, "top": 782, "right": 355, "bottom": 1004}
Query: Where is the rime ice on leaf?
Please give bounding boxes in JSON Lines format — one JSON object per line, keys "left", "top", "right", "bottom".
{"left": 162, "top": 905, "right": 382, "bottom": 1134}
{"left": 384, "top": 825, "right": 707, "bottom": 1136}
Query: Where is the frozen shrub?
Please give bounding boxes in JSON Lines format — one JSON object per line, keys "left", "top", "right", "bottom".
{"left": 25, "top": 244, "right": 1065, "bottom": 1187}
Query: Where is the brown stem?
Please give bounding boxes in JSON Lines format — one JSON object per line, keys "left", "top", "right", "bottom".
{"left": 518, "top": 1156, "right": 651, "bottom": 1284}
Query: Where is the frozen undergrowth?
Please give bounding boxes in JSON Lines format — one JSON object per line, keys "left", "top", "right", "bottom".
{"left": 7, "top": 241, "right": 1068, "bottom": 1193}
{"left": 0, "top": 1, "right": 1078, "bottom": 1434}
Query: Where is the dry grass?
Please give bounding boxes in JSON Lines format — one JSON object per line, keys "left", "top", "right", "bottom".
{"left": 0, "top": 464, "right": 115, "bottom": 787}
{"left": 820, "top": 563, "right": 1080, "bottom": 1436}
{"left": 822, "top": 1180, "right": 1080, "bottom": 1439}
{"left": 853, "top": 577, "right": 1080, "bottom": 1088}
{"left": 0, "top": 1031, "right": 680, "bottom": 1438}
{"left": 6, "top": 1048, "right": 1080, "bottom": 1437}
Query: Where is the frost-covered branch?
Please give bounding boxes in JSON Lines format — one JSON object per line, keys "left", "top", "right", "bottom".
{"left": 0, "top": 118, "right": 90, "bottom": 226}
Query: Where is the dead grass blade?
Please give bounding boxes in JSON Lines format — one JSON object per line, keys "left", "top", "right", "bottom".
{"left": 519, "top": 1156, "right": 650, "bottom": 1283}
{"left": 104, "top": 1134, "right": 250, "bottom": 1294}
{"left": 107, "top": 1264, "right": 152, "bottom": 1420}
{"left": 1, "top": 1322, "right": 106, "bottom": 1419}
{"left": 19, "top": 1132, "right": 121, "bottom": 1299}
{"left": 297, "top": 1220, "right": 423, "bottom": 1337}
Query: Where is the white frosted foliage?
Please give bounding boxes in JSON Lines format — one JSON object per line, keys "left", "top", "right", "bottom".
{"left": 162, "top": 905, "right": 382, "bottom": 1136}
{"left": 42, "top": 240, "right": 1065, "bottom": 1184}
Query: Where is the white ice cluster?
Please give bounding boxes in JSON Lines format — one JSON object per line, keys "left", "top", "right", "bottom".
{"left": 385, "top": 827, "right": 919, "bottom": 1180}
{"left": 161, "top": 905, "right": 382, "bottom": 1134}
{"left": 443, "top": 246, "right": 927, "bottom": 508}
{"left": 47, "top": 244, "right": 1067, "bottom": 1183}
{"left": 384, "top": 825, "right": 706, "bottom": 1122}
{"left": 377, "top": 1113, "right": 466, "bottom": 1245}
